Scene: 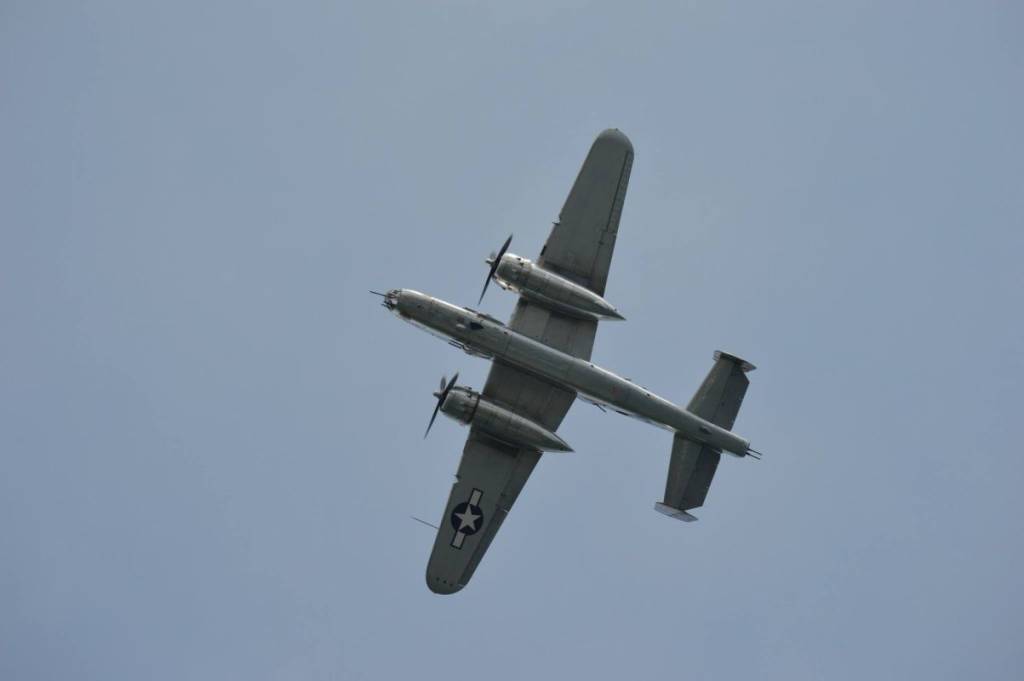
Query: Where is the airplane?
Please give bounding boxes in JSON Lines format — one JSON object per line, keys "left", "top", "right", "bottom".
{"left": 376, "top": 129, "right": 760, "bottom": 594}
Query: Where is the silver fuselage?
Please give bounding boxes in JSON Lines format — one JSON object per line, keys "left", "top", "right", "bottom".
{"left": 385, "top": 289, "right": 750, "bottom": 457}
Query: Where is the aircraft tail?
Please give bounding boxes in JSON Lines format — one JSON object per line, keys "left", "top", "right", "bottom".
{"left": 654, "top": 351, "right": 755, "bottom": 522}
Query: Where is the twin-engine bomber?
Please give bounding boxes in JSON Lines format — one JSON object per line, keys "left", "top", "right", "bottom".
{"left": 376, "top": 129, "right": 761, "bottom": 594}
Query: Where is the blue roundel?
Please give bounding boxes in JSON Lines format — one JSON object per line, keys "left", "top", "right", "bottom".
{"left": 450, "top": 501, "right": 484, "bottom": 535}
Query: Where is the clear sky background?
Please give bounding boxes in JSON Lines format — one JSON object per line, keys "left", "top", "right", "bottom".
{"left": 2, "top": 1, "right": 1022, "bottom": 679}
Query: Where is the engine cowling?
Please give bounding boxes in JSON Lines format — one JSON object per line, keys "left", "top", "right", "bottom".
{"left": 492, "top": 253, "right": 624, "bottom": 320}
{"left": 440, "top": 386, "right": 572, "bottom": 452}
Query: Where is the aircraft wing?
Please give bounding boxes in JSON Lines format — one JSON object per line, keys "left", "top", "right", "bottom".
{"left": 426, "top": 369, "right": 576, "bottom": 594}
{"left": 537, "top": 128, "right": 634, "bottom": 297}
{"left": 502, "top": 127, "right": 634, "bottom": 362}
{"left": 425, "top": 432, "right": 543, "bottom": 594}
{"left": 425, "top": 130, "right": 634, "bottom": 593}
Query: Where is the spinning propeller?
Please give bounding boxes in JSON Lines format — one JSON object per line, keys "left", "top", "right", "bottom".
{"left": 425, "top": 372, "right": 459, "bottom": 438}
{"left": 478, "top": 234, "right": 513, "bottom": 304}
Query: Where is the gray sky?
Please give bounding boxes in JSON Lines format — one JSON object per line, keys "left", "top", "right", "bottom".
{"left": 2, "top": 1, "right": 1022, "bottom": 679}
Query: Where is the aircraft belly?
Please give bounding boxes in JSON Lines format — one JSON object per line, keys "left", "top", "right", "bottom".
{"left": 502, "top": 341, "right": 571, "bottom": 383}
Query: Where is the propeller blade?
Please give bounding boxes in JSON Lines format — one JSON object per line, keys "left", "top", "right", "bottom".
{"left": 425, "top": 372, "right": 459, "bottom": 438}
{"left": 425, "top": 400, "right": 442, "bottom": 438}
{"left": 477, "top": 276, "right": 492, "bottom": 305}
{"left": 478, "top": 234, "right": 513, "bottom": 304}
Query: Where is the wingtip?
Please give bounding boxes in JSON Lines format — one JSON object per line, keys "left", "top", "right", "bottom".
{"left": 714, "top": 350, "right": 756, "bottom": 372}
{"left": 426, "top": 574, "right": 465, "bottom": 595}
{"left": 596, "top": 128, "right": 633, "bottom": 153}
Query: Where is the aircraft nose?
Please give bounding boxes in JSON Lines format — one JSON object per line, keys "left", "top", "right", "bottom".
{"left": 381, "top": 289, "right": 400, "bottom": 311}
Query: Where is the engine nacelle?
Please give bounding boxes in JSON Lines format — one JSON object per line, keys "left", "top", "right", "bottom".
{"left": 492, "top": 253, "right": 624, "bottom": 321}
{"left": 440, "top": 387, "right": 572, "bottom": 452}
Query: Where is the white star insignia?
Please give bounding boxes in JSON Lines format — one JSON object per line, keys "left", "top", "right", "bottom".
{"left": 454, "top": 505, "right": 480, "bottom": 531}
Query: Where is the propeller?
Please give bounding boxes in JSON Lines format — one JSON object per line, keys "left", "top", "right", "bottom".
{"left": 425, "top": 372, "right": 459, "bottom": 438}
{"left": 478, "top": 234, "right": 513, "bottom": 304}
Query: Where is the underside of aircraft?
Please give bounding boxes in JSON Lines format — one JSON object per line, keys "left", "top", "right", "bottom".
{"left": 376, "top": 129, "right": 760, "bottom": 594}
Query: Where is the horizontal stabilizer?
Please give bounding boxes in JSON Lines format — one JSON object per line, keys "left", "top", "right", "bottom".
{"left": 655, "top": 351, "right": 756, "bottom": 521}
{"left": 689, "top": 350, "right": 755, "bottom": 430}
{"left": 657, "top": 434, "right": 721, "bottom": 520}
